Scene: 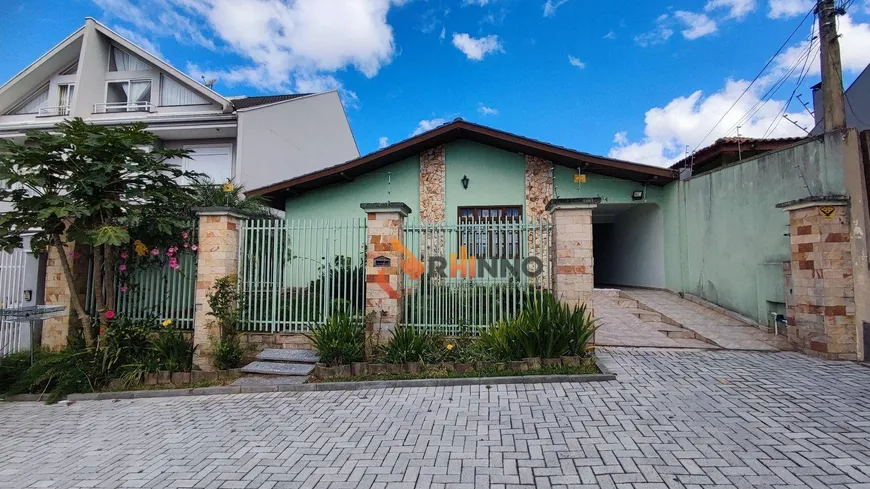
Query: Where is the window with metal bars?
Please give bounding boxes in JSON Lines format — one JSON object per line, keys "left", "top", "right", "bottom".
{"left": 457, "top": 206, "right": 523, "bottom": 259}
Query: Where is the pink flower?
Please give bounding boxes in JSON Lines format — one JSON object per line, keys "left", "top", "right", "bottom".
{"left": 120, "top": 286, "right": 128, "bottom": 293}
{"left": 68, "top": 251, "right": 81, "bottom": 259}
{"left": 105, "top": 310, "right": 116, "bottom": 320}
{"left": 191, "top": 245, "right": 198, "bottom": 251}
{"left": 119, "top": 264, "right": 127, "bottom": 272}
{"left": 120, "top": 251, "right": 128, "bottom": 260}
{"left": 182, "top": 232, "right": 189, "bottom": 239}
{"left": 151, "top": 249, "right": 159, "bottom": 256}
{"left": 183, "top": 243, "right": 189, "bottom": 248}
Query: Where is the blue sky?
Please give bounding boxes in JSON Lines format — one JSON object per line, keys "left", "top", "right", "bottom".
{"left": 1, "top": 0, "right": 869, "bottom": 166}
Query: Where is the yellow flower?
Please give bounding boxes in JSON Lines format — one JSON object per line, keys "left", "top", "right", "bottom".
{"left": 222, "top": 182, "right": 235, "bottom": 193}
{"left": 134, "top": 240, "right": 148, "bottom": 257}
{"left": 446, "top": 344, "right": 454, "bottom": 350}
{"left": 162, "top": 319, "right": 173, "bottom": 327}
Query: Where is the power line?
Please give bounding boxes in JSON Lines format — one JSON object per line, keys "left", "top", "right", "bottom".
{"left": 762, "top": 35, "right": 819, "bottom": 138}
{"left": 690, "top": 6, "right": 815, "bottom": 154}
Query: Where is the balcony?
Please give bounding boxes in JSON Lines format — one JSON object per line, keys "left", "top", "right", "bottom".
{"left": 36, "top": 105, "right": 71, "bottom": 117}
{"left": 92, "top": 102, "right": 153, "bottom": 114}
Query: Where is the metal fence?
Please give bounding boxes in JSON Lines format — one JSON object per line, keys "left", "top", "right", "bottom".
{"left": 237, "top": 218, "right": 367, "bottom": 332}
{"left": 402, "top": 217, "right": 553, "bottom": 334}
{"left": 86, "top": 223, "right": 199, "bottom": 329}
{"left": 0, "top": 248, "right": 30, "bottom": 357}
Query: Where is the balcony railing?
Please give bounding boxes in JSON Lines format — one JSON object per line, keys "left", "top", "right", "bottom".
{"left": 92, "top": 102, "right": 153, "bottom": 114}
{"left": 36, "top": 105, "right": 71, "bottom": 117}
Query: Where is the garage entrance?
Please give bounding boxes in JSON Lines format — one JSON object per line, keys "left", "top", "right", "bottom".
{"left": 592, "top": 203, "right": 665, "bottom": 289}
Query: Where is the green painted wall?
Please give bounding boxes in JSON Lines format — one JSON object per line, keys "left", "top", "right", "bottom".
{"left": 552, "top": 166, "right": 665, "bottom": 205}
{"left": 284, "top": 156, "right": 420, "bottom": 219}
{"left": 444, "top": 140, "right": 526, "bottom": 218}
{"left": 663, "top": 135, "right": 846, "bottom": 325}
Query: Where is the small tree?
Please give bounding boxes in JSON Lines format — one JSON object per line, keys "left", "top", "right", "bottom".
{"left": 0, "top": 119, "right": 202, "bottom": 347}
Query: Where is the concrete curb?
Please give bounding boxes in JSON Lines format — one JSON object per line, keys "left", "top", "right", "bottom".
{"left": 2, "top": 361, "right": 616, "bottom": 402}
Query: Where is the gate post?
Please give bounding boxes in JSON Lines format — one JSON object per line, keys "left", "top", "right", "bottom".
{"left": 547, "top": 198, "right": 599, "bottom": 311}
{"left": 361, "top": 203, "right": 411, "bottom": 344}
{"left": 192, "top": 207, "right": 244, "bottom": 371}
{"left": 776, "top": 196, "right": 857, "bottom": 360}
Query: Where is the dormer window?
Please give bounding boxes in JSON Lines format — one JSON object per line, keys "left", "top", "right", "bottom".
{"left": 109, "top": 46, "right": 149, "bottom": 71}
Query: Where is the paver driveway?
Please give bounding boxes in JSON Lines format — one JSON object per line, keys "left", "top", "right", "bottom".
{"left": 2, "top": 348, "right": 870, "bottom": 488}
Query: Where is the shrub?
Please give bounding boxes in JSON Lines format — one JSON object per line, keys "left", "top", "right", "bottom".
{"left": 478, "top": 293, "right": 598, "bottom": 361}
{"left": 211, "top": 333, "right": 244, "bottom": 370}
{"left": 306, "top": 310, "right": 365, "bottom": 366}
{"left": 380, "top": 326, "right": 443, "bottom": 364}
{"left": 6, "top": 347, "right": 110, "bottom": 404}
{"left": 151, "top": 326, "right": 196, "bottom": 373}
{"left": 0, "top": 350, "right": 37, "bottom": 394}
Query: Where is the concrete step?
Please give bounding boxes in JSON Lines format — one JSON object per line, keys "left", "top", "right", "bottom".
{"left": 256, "top": 349, "right": 320, "bottom": 363}
{"left": 233, "top": 375, "right": 308, "bottom": 387}
{"left": 241, "top": 362, "right": 314, "bottom": 377}
{"left": 664, "top": 330, "right": 698, "bottom": 340}
{"left": 593, "top": 288, "right": 622, "bottom": 297}
{"left": 631, "top": 311, "right": 664, "bottom": 322}
{"left": 615, "top": 299, "right": 639, "bottom": 308}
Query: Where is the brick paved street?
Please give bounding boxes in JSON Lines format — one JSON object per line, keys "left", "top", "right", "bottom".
{"left": 2, "top": 348, "right": 870, "bottom": 488}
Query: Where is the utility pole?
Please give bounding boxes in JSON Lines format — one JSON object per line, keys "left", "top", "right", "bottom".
{"left": 817, "top": 0, "right": 846, "bottom": 131}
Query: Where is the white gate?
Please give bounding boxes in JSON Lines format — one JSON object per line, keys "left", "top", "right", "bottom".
{"left": 0, "top": 248, "right": 30, "bottom": 357}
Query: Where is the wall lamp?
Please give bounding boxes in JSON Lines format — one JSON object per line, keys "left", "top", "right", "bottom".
{"left": 461, "top": 175, "right": 469, "bottom": 189}
{"left": 631, "top": 190, "right": 644, "bottom": 201}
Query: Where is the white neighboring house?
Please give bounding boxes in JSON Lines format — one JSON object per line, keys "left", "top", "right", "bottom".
{"left": 0, "top": 18, "right": 360, "bottom": 352}
{"left": 0, "top": 17, "right": 360, "bottom": 208}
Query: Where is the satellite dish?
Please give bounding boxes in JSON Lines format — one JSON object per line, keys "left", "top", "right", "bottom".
{"left": 204, "top": 78, "right": 218, "bottom": 88}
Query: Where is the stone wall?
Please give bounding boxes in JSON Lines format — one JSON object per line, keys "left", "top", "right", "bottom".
{"left": 784, "top": 201, "right": 857, "bottom": 359}
{"left": 240, "top": 333, "right": 313, "bottom": 359}
{"left": 525, "top": 155, "right": 553, "bottom": 219}
{"left": 419, "top": 145, "right": 446, "bottom": 223}
{"left": 363, "top": 205, "right": 408, "bottom": 343}
{"left": 549, "top": 200, "right": 596, "bottom": 309}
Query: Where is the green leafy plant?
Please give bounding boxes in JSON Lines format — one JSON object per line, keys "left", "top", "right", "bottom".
{"left": 4, "top": 348, "right": 110, "bottom": 404}
{"left": 151, "top": 327, "right": 196, "bottom": 373}
{"left": 0, "top": 119, "right": 203, "bottom": 346}
{"left": 477, "top": 293, "right": 598, "bottom": 361}
{"left": 207, "top": 275, "right": 246, "bottom": 369}
{"left": 380, "top": 326, "right": 444, "bottom": 364}
{"left": 305, "top": 309, "right": 365, "bottom": 366}
{"left": 211, "top": 335, "right": 244, "bottom": 371}
{"left": 189, "top": 178, "right": 272, "bottom": 217}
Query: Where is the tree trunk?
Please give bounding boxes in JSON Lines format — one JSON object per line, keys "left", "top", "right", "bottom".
{"left": 52, "top": 235, "right": 94, "bottom": 348}
{"left": 104, "top": 245, "right": 116, "bottom": 314}
{"left": 93, "top": 245, "right": 107, "bottom": 331}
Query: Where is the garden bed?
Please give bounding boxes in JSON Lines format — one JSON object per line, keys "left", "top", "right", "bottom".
{"left": 311, "top": 355, "right": 599, "bottom": 381}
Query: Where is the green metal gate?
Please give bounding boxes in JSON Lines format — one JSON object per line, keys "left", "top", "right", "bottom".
{"left": 402, "top": 217, "right": 553, "bottom": 334}
{"left": 237, "top": 218, "right": 367, "bottom": 332}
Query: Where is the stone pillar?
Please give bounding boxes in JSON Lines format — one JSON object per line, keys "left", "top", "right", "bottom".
{"left": 42, "top": 242, "right": 89, "bottom": 350}
{"left": 192, "top": 207, "right": 244, "bottom": 371}
{"left": 547, "top": 198, "right": 599, "bottom": 310}
{"left": 777, "top": 196, "right": 857, "bottom": 360}
{"left": 361, "top": 203, "right": 411, "bottom": 344}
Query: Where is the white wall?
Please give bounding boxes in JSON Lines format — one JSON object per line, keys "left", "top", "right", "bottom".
{"left": 593, "top": 204, "right": 665, "bottom": 288}
{"left": 236, "top": 92, "right": 359, "bottom": 191}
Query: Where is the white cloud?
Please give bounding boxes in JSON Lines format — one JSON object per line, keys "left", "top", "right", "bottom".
{"left": 112, "top": 25, "right": 164, "bottom": 59}
{"left": 440, "top": 27, "right": 446, "bottom": 40}
{"left": 378, "top": 136, "right": 389, "bottom": 149}
{"left": 773, "top": 15, "right": 870, "bottom": 77}
{"left": 462, "top": 0, "right": 490, "bottom": 5}
{"left": 603, "top": 30, "right": 616, "bottom": 40}
{"left": 452, "top": 33, "right": 503, "bottom": 60}
{"left": 92, "top": 0, "right": 406, "bottom": 95}
{"left": 705, "top": 0, "right": 756, "bottom": 20}
{"left": 543, "top": 0, "right": 570, "bottom": 17}
{"left": 608, "top": 79, "right": 815, "bottom": 167}
{"left": 478, "top": 104, "right": 499, "bottom": 116}
{"left": 613, "top": 131, "right": 628, "bottom": 145}
{"left": 634, "top": 14, "right": 674, "bottom": 46}
{"left": 568, "top": 55, "right": 585, "bottom": 68}
{"left": 411, "top": 118, "right": 448, "bottom": 136}
{"left": 674, "top": 11, "right": 718, "bottom": 40}
{"left": 768, "top": 0, "right": 814, "bottom": 18}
